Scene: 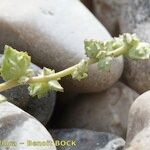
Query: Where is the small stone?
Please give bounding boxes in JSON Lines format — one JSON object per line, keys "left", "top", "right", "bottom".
{"left": 51, "top": 129, "right": 125, "bottom": 150}
{"left": 93, "top": 0, "right": 128, "bottom": 36}
{"left": 0, "top": 96, "right": 56, "bottom": 150}
{"left": 0, "top": 0, "right": 123, "bottom": 93}
{"left": 0, "top": 56, "right": 56, "bottom": 125}
{"left": 122, "top": 57, "right": 150, "bottom": 94}
{"left": 120, "top": 0, "right": 150, "bottom": 93}
{"left": 54, "top": 82, "right": 139, "bottom": 137}
{"left": 124, "top": 91, "right": 150, "bottom": 150}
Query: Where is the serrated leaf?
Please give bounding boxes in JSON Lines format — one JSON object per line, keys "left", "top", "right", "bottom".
{"left": 28, "top": 82, "right": 49, "bottom": 98}
{"left": 112, "top": 37, "right": 124, "bottom": 49}
{"left": 121, "top": 33, "right": 140, "bottom": 49}
{"left": 43, "top": 67, "right": 55, "bottom": 75}
{"left": 48, "top": 80, "right": 63, "bottom": 92}
{"left": 28, "top": 67, "right": 63, "bottom": 98}
{"left": 127, "top": 42, "right": 150, "bottom": 59}
{"left": 71, "top": 59, "right": 88, "bottom": 81}
{"left": 97, "top": 57, "right": 113, "bottom": 71}
{"left": 84, "top": 40, "right": 102, "bottom": 59}
{"left": 1, "top": 45, "right": 31, "bottom": 81}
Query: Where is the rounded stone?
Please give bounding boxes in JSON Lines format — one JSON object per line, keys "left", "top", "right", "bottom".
{"left": 122, "top": 57, "right": 150, "bottom": 94}
{"left": 120, "top": 0, "right": 150, "bottom": 93}
{"left": 54, "top": 82, "right": 139, "bottom": 137}
{"left": 124, "top": 91, "right": 150, "bottom": 149}
{"left": 0, "top": 96, "right": 56, "bottom": 150}
{"left": 93, "top": 0, "right": 128, "bottom": 36}
{"left": 51, "top": 129, "right": 125, "bottom": 150}
{"left": 0, "top": 56, "right": 56, "bottom": 125}
{"left": 0, "top": 0, "right": 123, "bottom": 93}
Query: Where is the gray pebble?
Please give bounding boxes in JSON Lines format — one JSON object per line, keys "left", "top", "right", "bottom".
{"left": 93, "top": 0, "right": 128, "bottom": 36}
{"left": 124, "top": 91, "right": 150, "bottom": 150}
{"left": 51, "top": 129, "right": 125, "bottom": 150}
{"left": 0, "top": 95, "right": 56, "bottom": 150}
{"left": 120, "top": 0, "right": 150, "bottom": 94}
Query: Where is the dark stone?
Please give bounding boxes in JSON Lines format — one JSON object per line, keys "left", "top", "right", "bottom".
{"left": 56, "top": 82, "right": 138, "bottom": 138}
{"left": 51, "top": 129, "right": 125, "bottom": 150}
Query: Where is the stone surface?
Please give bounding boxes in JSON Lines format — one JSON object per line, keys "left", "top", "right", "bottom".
{"left": 0, "top": 0, "right": 123, "bottom": 93}
{"left": 120, "top": 0, "right": 150, "bottom": 42}
{"left": 51, "top": 129, "right": 125, "bottom": 150}
{"left": 124, "top": 91, "right": 150, "bottom": 150}
{"left": 93, "top": 0, "right": 128, "bottom": 36}
{"left": 0, "top": 56, "right": 56, "bottom": 125}
{"left": 120, "top": 0, "right": 150, "bottom": 94}
{"left": 54, "top": 82, "right": 139, "bottom": 137}
{"left": 0, "top": 95, "right": 56, "bottom": 150}
{"left": 122, "top": 57, "right": 150, "bottom": 94}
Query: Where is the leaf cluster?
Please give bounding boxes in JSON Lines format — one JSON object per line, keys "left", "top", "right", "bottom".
{"left": 84, "top": 33, "right": 150, "bottom": 70}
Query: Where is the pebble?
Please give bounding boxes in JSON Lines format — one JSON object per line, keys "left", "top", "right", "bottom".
{"left": 53, "top": 82, "right": 139, "bottom": 137}
{"left": 51, "top": 129, "right": 125, "bottom": 150}
{"left": 93, "top": 0, "right": 128, "bottom": 36}
{"left": 124, "top": 91, "right": 150, "bottom": 150}
{"left": 0, "top": 94, "right": 56, "bottom": 150}
{"left": 120, "top": 0, "right": 150, "bottom": 93}
{"left": 0, "top": 0, "right": 123, "bottom": 93}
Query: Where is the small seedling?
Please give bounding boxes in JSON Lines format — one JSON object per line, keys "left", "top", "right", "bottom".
{"left": 0, "top": 33, "right": 149, "bottom": 98}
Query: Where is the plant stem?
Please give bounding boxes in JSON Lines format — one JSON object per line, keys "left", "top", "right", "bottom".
{"left": 0, "top": 46, "right": 127, "bottom": 93}
{"left": 107, "top": 45, "right": 127, "bottom": 57}
{"left": 0, "top": 80, "right": 19, "bottom": 92}
{"left": 29, "top": 64, "right": 78, "bottom": 83}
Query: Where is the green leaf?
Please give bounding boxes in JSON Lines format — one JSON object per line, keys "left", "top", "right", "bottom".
{"left": 72, "top": 59, "right": 88, "bottom": 81}
{"left": 28, "top": 67, "right": 63, "bottom": 98}
{"left": 97, "top": 57, "right": 113, "bottom": 71}
{"left": 1, "top": 45, "right": 31, "bottom": 81}
{"left": 28, "top": 81, "right": 50, "bottom": 98}
{"left": 127, "top": 42, "right": 150, "bottom": 59}
{"left": 48, "top": 80, "right": 63, "bottom": 92}
{"left": 84, "top": 40, "right": 102, "bottom": 59}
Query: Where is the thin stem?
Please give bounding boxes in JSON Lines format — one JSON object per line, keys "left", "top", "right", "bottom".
{"left": 0, "top": 80, "right": 19, "bottom": 92}
{"left": 28, "top": 59, "right": 96, "bottom": 84}
{"left": 29, "top": 65, "right": 78, "bottom": 83}
{"left": 107, "top": 45, "right": 127, "bottom": 57}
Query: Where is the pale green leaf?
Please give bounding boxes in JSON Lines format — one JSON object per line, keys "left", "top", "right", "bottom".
{"left": 28, "top": 67, "right": 63, "bottom": 98}
{"left": 84, "top": 40, "right": 102, "bottom": 59}
{"left": 48, "top": 80, "right": 63, "bottom": 92}
{"left": 28, "top": 82, "right": 49, "bottom": 98}
{"left": 1, "top": 45, "right": 31, "bottom": 81}
{"left": 71, "top": 59, "right": 88, "bottom": 81}
{"left": 127, "top": 42, "right": 150, "bottom": 59}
